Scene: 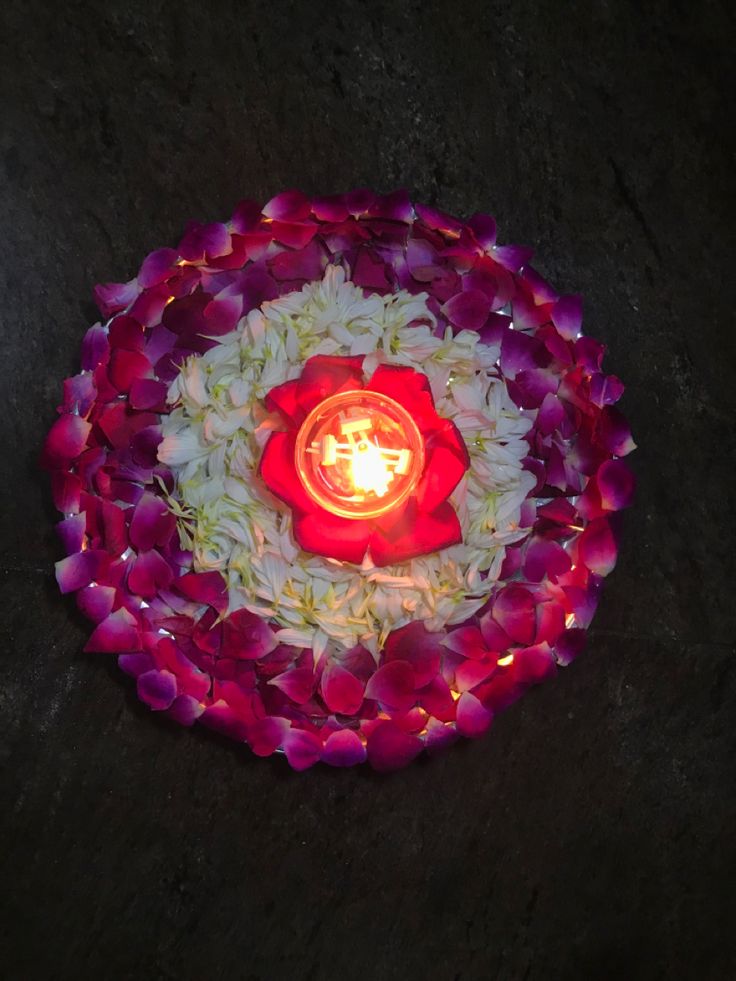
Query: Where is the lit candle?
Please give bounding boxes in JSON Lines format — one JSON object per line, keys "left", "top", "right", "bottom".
{"left": 294, "top": 390, "right": 425, "bottom": 519}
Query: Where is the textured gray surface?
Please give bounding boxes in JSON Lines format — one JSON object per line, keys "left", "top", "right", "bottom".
{"left": 1, "top": 2, "right": 735, "bottom": 979}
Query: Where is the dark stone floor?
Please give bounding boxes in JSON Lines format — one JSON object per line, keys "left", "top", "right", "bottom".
{"left": 1, "top": 2, "right": 734, "bottom": 979}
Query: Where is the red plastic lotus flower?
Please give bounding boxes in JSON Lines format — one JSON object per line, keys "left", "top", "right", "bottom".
{"left": 259, "top": 354, "right": 470, "bottom": 566}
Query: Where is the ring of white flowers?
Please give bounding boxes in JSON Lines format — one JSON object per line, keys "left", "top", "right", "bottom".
{"left": 159, "top": 267, "right": 536, "bottom": 663}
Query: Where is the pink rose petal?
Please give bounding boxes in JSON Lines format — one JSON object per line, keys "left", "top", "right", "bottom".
{"left": 456, "top": 691, "right": 494, "bottom": 738}
{"left": 84, "top": 607, "right": 140, "bottom": 653}
{"left": 366, "top": 721, "right": 423, "bottom": 772}
{"left": 322, "top": 729, "right": 367, "bottom": 767}
{"left": 263, "top": 190, "right": 311, "bottom": 222}
{"left": 365, "top": 660, "right": 416, "bottom": 713}
{"left": 578, "top": 517, "right": 618, "bottom": 576}
{"left": 321, "top": 663, "right": 365, "bottom": 715}
{"left": 282, "top": 729, "right": 322, "bottom": 771}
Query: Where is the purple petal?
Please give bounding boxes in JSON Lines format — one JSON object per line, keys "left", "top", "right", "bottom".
{"left": 424, "top": 717, "right": 460, "bottom": 754}
{"left": 230, "top": 199, "right": 262, "bottom": 234}
{"left": 443, "top": 289, "right": 491, "bottom": 331}
{"left": 499, "top": 328, "right": 544, "bottom": 377}
{"left": 589, "top": 373, "right": 625, "bottom": 407}
{"left": 129, "top": 378, "right": 168, "bottom": 412}
{"left": 84, "top": 607, "right": 140, "bottom": 653}
{"left": 60, "top": 372, "right": 97, "bottom": 416}
{"left": 367, "top": 721, "right": 423, "bottom": 771}
{"left": 201, "top": 702, "right": 249, "bottom": 741}
{"left": 94, "top": 279, "right": 138, "bottom": 318}
{"left": 138, "top": 248, "right": 179, "bottom": 288}
{"left": 368, "top": 189, "right": 413, "bottom": 223}
{"left": 76, "top": 584, "right": 116, "bottom": 623}
{"left": 344, "top": 188, "right": 376, "bottom": 217}
{"left": 262, "top": 190, "right": 311, "bottom": 222}
{"left": 415, "top": 203, "right": 464, "bottom": 235}
{"left": 179, "top": 221, "right": 230, "bottom": 261}
{"left": 467, "top": 213, "right": 497, "bottom": 249}
{"left": 321, "top": 663, "right": 365, "bottom": 714}
{"left": 55, "top": 549, "right": 107, "bottom": 594}
{"left": 555, "top": 628, "right": 587, "bottom": 666}
{"left": 537, "top": 392, "right": 565, "bottom": 434}
{"left": 551, "top": 295, "right": 583, "bottom": 340}
{"left": 456, "top": 691, "right": 494, "bottom": 738}
{"left": 167, "top": 694, "right": 204, "bottom": 726}
{"left": 282, "top": 729, "right": 322, "bottom": 771}
{"left": 56, "top": 513, "right": 87, "bottom": 555}
{"left": 352, "top": 249, "right": 391, "bottom": 290}
{"left": 118, "top": 652, "right": 155, "bottom": 677}
{"left": 493, "top": 244, "right": 533, "bottom": 272}
{"left": 322, "top": 729, "right": 367, "bottom": 767}
{"left": 137, "top": 669, "right": 177, "bottom": 711}
{"left": 81, "top": 324, "right": 110, "bottom": 370}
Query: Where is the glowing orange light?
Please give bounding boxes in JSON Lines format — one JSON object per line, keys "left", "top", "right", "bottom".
{"left": 497, "top": 653, "right": 514, "bottom": 667}
{"left": 294, "top": 390, "right": 425, "bottom": 520}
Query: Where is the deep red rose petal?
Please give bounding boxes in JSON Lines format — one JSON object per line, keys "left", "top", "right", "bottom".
{"left": 175, "top": 570, "right": 228, "bottom": 612}
{"left": 523, "top": 539, "right": 572, "bottom": 583}
{"left": 383, "top": 622, "right": 443, "bottom": 687}
{"left": 263, "top": 189, "right": 311, "bottom": 222}
{"left": 293, "top": 508, "right": 371, "bottom": 564}
{"left": 269, "top": 667, "right": 316, "bottom": 704}
{"left": 222, "top": 608, "right": 278, "bottom": 660}
{"left": 259, "top": 431, "right": 319, "bottom": 513}
{"left": 43, "top": 414, "right": 92, "bottom": 467}
{"left": 129, "top": 492, "right": 175, "bottom": 552}
{"left": 370, "top": 500, "right": 463, "bottom": 567}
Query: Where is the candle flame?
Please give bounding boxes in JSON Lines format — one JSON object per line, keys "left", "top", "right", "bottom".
{"left": 350, "top": 440, "right": 393, "bottom": 497}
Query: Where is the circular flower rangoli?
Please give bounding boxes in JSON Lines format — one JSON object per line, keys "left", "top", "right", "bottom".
{"left": 44, "top": 190, "right": 635, "bottom": 770}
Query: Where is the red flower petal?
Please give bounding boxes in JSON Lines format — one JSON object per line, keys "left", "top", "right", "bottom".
{"left": 370, "top": 500, "right": 462, "bottom": 567}
{"left": 352, "top": 248, "right": 391, "bottom": 289}
{"left": 108, "top": 348, "right": 153, "bottom": 393}
{"left": 322, "top": 729, "right": 367, "bottom": 767}
{"left": 311, "top": 195, "right": 350, "bottom": 223}
{"left": 55, "top": 549, "right": 108, "bottom": 594}
{"left": 258, "top": 431, "right": 315, "bottom": 512}
{"left": 364, "top": 364, "right": 436, "bottom": 431}
{"left": 56, "top": 513, "right": 87, "bottom": 555}
{"left": 597, "top": 406, "right": 637, "bottom": 456}
{"left": 270, "top": 220, "right": 318, "bottom": 250}
{"left": 467, "top": 213, "right": 497, "bottom": 249}
{"left": 269, "top": 667, "right": 316, "bottom": 704}
{"left": 270, "top": 240, "right": 326, "bottom": 281}
{"left": 222, "top": 608, "right": 278, "bottom": 660}
{"left": 321, "top": 663, "right": 365, "bottom": 714}
{"left": 264, "top": 378, "right": 324, "bottom": 428}
{"left": 364, "top": 660, "right": 416, "bottom": 713}
{"left": 442, "top": 625, "right": 488, "bottom": 660}
{"left": 292, "top": 509, "right": 371, "bottom": 565}
{"left": 77, "top": 584, "right": 116, "bottom": 623}
{"left": 456, "top": 691, "right": 494, "bottom": 738}
{"left": 415, "top": 425, "right": 470, "bottom": 512}
{"left": 556, "top": 627, "right": 588, "bottom": 665}
{"left": 300, "top": 353, "right": 365, "bottom": 396}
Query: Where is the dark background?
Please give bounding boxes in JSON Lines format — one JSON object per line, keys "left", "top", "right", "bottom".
{"left": 1, "top": 1, "right": 734, "bottom": 979}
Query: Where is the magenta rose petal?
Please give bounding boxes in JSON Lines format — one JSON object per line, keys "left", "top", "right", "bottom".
{"left": 282, "top": 729, "right": 322, "bottom": 771}
{"left": 578, "top": 517, "right": 618, "bottom": 576}
{"left": 84, "top": 607, "right": 140, "bottom": 653}
{"left": 175, "top": 571, "right": 228, "bottom": 613}
{"left": 365, "top": 660, "right": 416, "bottom": 713}
{"left": 129, "top": 492, "right": 175, "bottom": 552}
{"left": 467, "top": 213, "right": 497, "bottom": 248}
{"left": 596, "top": 459, "right": 636, "bottom": 511}
{"left": 321, "top": 663, "right": 365, "bottom": 715}
{"left": 493, "top": 244, "right": 533, "bottom": 272}
{"left": 263, "top": 189, "right": 311, "bottom": 222}
{"left": 491, "top": 585, "right": 537, "bottom": 645}
{"left": 248, "top": 716, "right": 290, "bottom": 757}
{"left": 598, "top": 406, "right": 637, "bottom": 456}
{"left": 167, "top": 694, "right": 204, "bottom": 726}
{"left": 456, "top": 692, "right": 494, "bottom": 738}
{"left": 128, "top": 549, "right": 173, "bottom": 598}
{"left": 523, "top": 539, "right": 572, "bottom": 583}
{"left": 94, "top": 279, "right": 139, "bottom": 318}
{"left": 322, "top": 729, "right": 367, "bottom": 767}
{"left": 366, "top": 721, "right": 423, "bottom": 772}
{"left": 443, "top": 289, "right": 491, "bottom": 331}
{"left": 43, "top": 414, "right": 91, "bottom": 466}
{"left": 555, "top": 628, "right": 588, "bottom": 665}
{"left": 222, "top": 608, "right": 278, "bottom": 660}
{"left": 269, "top": 667, "right": 316, "bottom": 704}
{"left": 77, "top": 584, "right": 116, "bottom": 623}
{"left": 138, "top": 248, "right": 179, "bottom": 288}
{"left": 56, "top": 513, "right": 87, "bottom": 555}
{"left": 55, "top": 550, "right": 107, "bottom": 594}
